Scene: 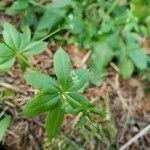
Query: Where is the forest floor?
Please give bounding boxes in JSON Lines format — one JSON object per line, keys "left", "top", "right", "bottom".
{"left": 0, "top": 44, "right": 150, "bottom": 150}
{"left": 0, "top": 10, "right": 150, "bottom": 150}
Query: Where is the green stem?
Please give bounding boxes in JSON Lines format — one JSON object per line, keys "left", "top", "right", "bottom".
{"left": 90, "top": 108, "right": 107, "bottom": 117}
{"left": 87, "top": 113, "right": 109, "bottom": 144}
{"left": 29, "top": 0, "right": 45, "bottom": 9}
{"left": 40, "top": 27, "right": 66, "bottom": 41}
{"left": 102, "top": 95, "right": 111, "bottom": 121}
{"left": 87, "top": 113, "right": 99, "bottom": 130}
{"left": 106, "top": 0, "right": 120, "bottom": 15}
{"left": 18, "top": 55, "right": 38, "bottom": 71}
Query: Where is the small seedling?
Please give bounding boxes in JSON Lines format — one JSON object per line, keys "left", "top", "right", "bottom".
{"left": 0, "top": 22, "right": 47, "bottom": 72}
{"left": 23, "top": 48, "right": 106, "bottom": 139}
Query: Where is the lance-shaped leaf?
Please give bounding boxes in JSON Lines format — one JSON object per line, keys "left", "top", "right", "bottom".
{"left": 0, "top": 43, "right": 14, "bottom": 69}
{"left": 126, "top": 33, "right": 147, "bottom": 70}
{"left": 24, "top": 72, "right": 59, "bottom": 92}
{"left": 69, "top": 68, "right": 89, "bottom": 91}
{"left": 36, "top": 8, "right": 66, "bottom": 31}
{"left": 23, "top": 93, "right": 60, "bottom": 117}
{"left": 21, "top": 41, "right": 47, "bottom": 56}
{"left": 0, "top": 116, "right": 11, "bottom": 142}
{"left": 89, "top": 108, "right": 107, "bottom": 117}
{"left": 3, "top": 22, "right": 20, "bottom": 50}
{"left": 64, "top": 104, "right": 82, "bottom": 115}
{"left": 128, "top": 48, "right": 147, "bottom": 70}
{"left": 67, "top": 93, "right": 94, "bottom": 109}
{"left": 53, "top": 48, "right": 72, "bottom": 89}
{"left": 65, "top": 94, "right": 82, "bottom": 109}
{"left": 45, "top": 103, "right": 64, "bottom": 139}
{"left": 0, "top": 43, "right": 14, "bottom": 57}
{"left": 118, "top": 57, "right": 134, "bottom": 79}
{"left": 0, "top": 58, "right": 15, "bottom": 73}
{"left": 90, "top": 42, "right": 114, "bottom": 86}
{"left": 19, "top": 29, "right": 31, "bottom": 50}
{"left": 0, "top": 57, "right": 11, "bottom": 64}
{"left": 6, "top": 0, "right": 29, "bottom": 15}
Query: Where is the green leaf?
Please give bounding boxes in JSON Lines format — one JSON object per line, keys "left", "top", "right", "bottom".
{"left": 21, "top": 26, "right": 31, "bottom": 43}
{"left": 6, "top": 0, "right": 29, "bottom": 14}
{"left": 0, "top": 43, "right": 14, "bottom": 57}
{"left": 45, "top": 103, "right": 64, "bottom": 139}
{"left": 3, "top": 22, "right": 20, "bottom": 50}
{"left": 36, "top": 8, "right": 66, "bottom": 31}
{"left": 19, "top": 29, "right": 31, "bottom": 50}
{"left": 128, "top": 48, "right": 147, "bottom": 70}
{"left": 69, "top": 69, "right": 89, "bottom": 91}
{"left": 118, "top": 57, "right": 134, "bottom": 79}
{"left": 0, "top": 58, "right": 15, "bottom": 73}
{"left": 93, "top": 42, "right": 114, "bottom": 66}
{"left": 67, "top": 93, "right": 94, "bottom": 109}
{"left": 18, "top": 57, "right": 29, "bottom": 71}
{"left": 0, "top": 43, "right": 14, "bottom": 67}
{"left": 23, "top": 93, "right": 60, "bottom": 117}
{"left": 76, "top": 116, "right": 86, "bottom": 128}
{"left": 64, "top": 104, "right": 82, "bottom": 115}
{"left": 89, "top": 108, "right": 107, "bottom": 117}
{"left": 24, "top": 72, "right": 58, "bottom": 92}
{"left": 54, "top": 48, "right": 72, "bottom": 89}
{"left": 0, "top": 116, "right": 11, "bottom": 142}
{"left": 68, "top": 15, "right": 85, "bottom": 35}
{"left": 51, "top": 0, "right": 71, "bottom": 8}
{"left": 65, "top": 94, "right": 82, "bottom": 109}
{"left": 21, "top": 41, "right": 47, "bottom": 55}
{"left": 90, "top": 42, "right": 114, "bottom": 86}
{"left": 126, "top": 33, "right": 147, "bottom": 70}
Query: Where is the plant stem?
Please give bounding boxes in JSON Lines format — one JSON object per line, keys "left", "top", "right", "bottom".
{"left": 40, "top": 27, "right": 66, "bottom": 41}
{"left": 87, "top": 113, "right": 99, "bottom": 130}
{"left": 29, "top": 0, "right": 45, "bottom": 9}
{"left": 106, "top": 0, "right": 120, "bottom": 15}
{"left": 18, "top": 55, "right": 38, "bottom": 71}
{"left": 87, "top": 113, "right": 109, "bottom": 144}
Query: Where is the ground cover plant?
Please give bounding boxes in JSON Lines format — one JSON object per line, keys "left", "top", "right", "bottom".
{"left": 0, "top": 0, "right": 150, "bottom": 149}
{"left": 0, "top": 22, "right": 47, "bottom": 72}
{"left": 23, "top": 48, "right": 106, "bottom": 139}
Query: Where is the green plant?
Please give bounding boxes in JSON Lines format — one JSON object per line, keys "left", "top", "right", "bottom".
{"left": 0, "top": 116, "right": 11, "bottom": 142}
{"left": 0, "top": 22, "right": 47, "bottom": 72}
{"left": 0, "top": 0, "right": 149, "bottom": 146}
{"left": 23, "top": 48, "right": 106, "bottom": 139}
{"left": 4, "top": 0, "right": 149, "bottom": 85}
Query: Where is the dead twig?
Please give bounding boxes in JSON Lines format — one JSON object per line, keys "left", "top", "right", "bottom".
{"left": 80, "top": 51, "right": 91, "bottom": 67}
{"left": 0, "top": 106, "right": 9, "bottom": 118}
{"left": 119, "top": 124, "right": 150, "bottom": 150}
{"left": 110, "top": 62, "right": 119, "bottom": 73}
{"left": 108, "top": 74, "right": 128, "bottom": 109}
{"left": 71, "top": 112, "right": 82, "bottom": 129}
{"left": 119, "top": 102, "right": 133, "bottom": 141}
{"left": 0, "top": 81, "right": 20, "bottom": 92}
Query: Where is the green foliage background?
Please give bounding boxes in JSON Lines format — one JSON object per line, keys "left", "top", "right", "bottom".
{"left": 1, "top": 0, "right": 150, "bottom": 85}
